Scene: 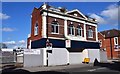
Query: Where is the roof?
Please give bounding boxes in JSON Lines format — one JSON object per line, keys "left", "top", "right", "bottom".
{"left": 100, "top": 29, "right": 120, "bottom": 38}
{"left": 38, "top": 4, "right": 97, "bottom": 24}
{"left": 66, "top": 9, "right": 87, "bottom": 20}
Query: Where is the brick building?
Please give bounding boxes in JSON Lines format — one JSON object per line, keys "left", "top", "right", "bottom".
{"left": 27, "top": 3, "right": 100, "bottom": 52}
{"left": 98, "top": 29, "right": 120, "bottom": 59}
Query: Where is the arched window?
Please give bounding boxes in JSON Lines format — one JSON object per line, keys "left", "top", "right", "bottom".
{"left": 68, "top": 24, "right": 74, "bottom": 35}
{"left": 88, "top": 28, "right": 93, "bottom": 38}
{"left": 77, "top": 25, "right": 82, "bottom": 36}
{"left": 34, "top": 23, "right": 38, "bottom": 35}
{"left": 51, "top": 20, "right": 59, "bottom": 34}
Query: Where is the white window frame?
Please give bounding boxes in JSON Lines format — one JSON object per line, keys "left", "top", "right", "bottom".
{"left": 114, "top": 37, "right": 118, "bottom": 45}
{"left": 77, "top": 26, "right": 82, "bottom": 37}
{"left": 88, "top": 29, "right": 93, "bottom": 38}
{"left": 34, "top": 23, "right": 38, "bottom": 36}
{"left": 51, "top": 22, "right": 59, "bottom": 34}
{"left": 68, "top": 25, "right": 75, "bottom": 36}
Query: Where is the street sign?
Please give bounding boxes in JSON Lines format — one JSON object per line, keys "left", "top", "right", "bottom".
{"left": 24, "top": 49, "right": 40, "bottom": 54}
{"left": 66, "top": 39, "right": 71, "bottom": 48}
{"left": 47, "top": 50, "right": 52, "bottom": 53}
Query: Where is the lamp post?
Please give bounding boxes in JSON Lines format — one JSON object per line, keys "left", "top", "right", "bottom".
{"left": 46, "top": 2, "right": 49, "bottom": 66}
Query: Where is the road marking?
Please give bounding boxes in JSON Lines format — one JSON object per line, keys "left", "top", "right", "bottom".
{"left": 97, "top": 67, "right": 106, "bottom": 70}
{"left": 88, "top": 69, "right": 96, "bottom": 72}
{"left": 87, "top": 67, "right": 107, "bottom": 72}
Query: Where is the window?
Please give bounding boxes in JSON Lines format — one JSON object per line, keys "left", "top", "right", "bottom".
{"left": 74, "top": 13, "right": 77, "bottom": 16}
{"left": 114, "top": 37, "right": 118, "bottom": 45}
{"left": 99, "top": 40, "right": 102, "bottom": 47}
{"left": 34, "top": 23, "right": 38, "bottom": 35}
{"left": 51, "top": 20, "right": 59, "bottom": 34}
{"left": 88, "top": 29, "right": 93, "bottom": 38}
{"left": 77, "top": 25, "right": 82, "bottom": 36}
{"left": 68, "top": 24, "right": 74, "bottom": 35}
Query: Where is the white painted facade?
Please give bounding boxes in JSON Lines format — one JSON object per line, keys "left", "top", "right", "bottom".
{"left": 23, "top": 48, "right": 107, "bottom": 67}
{"left": 23, "top": 48, "right": 69, "bottom": 67}
{"left": 66, "top": 9, "right": 88, "bottom": 20}
{"left": 42, "top": 14, "right": 47, "bottom": 38}
{"left": 41, "top": 11, "right": 98, "bottom": 42}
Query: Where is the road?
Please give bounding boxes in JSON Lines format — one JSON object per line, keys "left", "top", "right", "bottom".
{"left": 1, "top": 61, "right": 120, "bottom": 74}
{"left": 56, "top": 65, "right": 119, "bottom": 72}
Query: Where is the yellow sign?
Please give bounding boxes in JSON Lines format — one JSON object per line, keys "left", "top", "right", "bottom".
{"left": 84, "top": 58, "right": 90, "bottom": 63}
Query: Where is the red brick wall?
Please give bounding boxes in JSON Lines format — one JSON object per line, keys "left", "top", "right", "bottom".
{"left": 67, "top": 20, "right": 84, "bottom": 37}
{"left": 98, "top": 32, "right": 105, "bottom": 49}
{"left": 105, "top": 38, "right": 118, "bottom": 59}
{"left": 118, "top": 37, "right": 120, "bottom": 45}
{"left": 98, "top": 32, "right": 119, "bottom": 59}
{"left": 27, "top": 8, "right": 42, "bottom": 48}
{"left": 31, "top": 9, "right": 42, "bottom": 41}
{"left": 47, "top": 16, "right": 64, "bottom": 38}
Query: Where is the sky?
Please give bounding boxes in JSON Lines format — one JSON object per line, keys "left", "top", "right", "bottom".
{"left": 0, "top": 2, "right": 119, "bottom": 48}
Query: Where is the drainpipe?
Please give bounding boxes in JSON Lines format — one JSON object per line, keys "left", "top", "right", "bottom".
{"left": 110, "top": 37, "right": 113, "bottom": 59}
{"left": 46, "top": 2, "right": 49, "bottom": 67}
{"left": 46, "top": 2, "right": 48, "bottom": 40}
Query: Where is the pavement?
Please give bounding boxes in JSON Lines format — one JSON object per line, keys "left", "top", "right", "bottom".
{"left": 1, "top": 60, "right": 120, "bottom": 73}
{"left": 19, "top": 63, "right": 92, "bottom": 72}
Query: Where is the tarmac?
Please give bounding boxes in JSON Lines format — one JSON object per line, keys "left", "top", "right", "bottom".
{"left": 1, "top": 63, "right": 93, "bottom": 73}
{"left": 16, "top": 63, "right": 92, "bottom": 72}
{"left": 1, "top": 59, "right": 120, "bottom": 73}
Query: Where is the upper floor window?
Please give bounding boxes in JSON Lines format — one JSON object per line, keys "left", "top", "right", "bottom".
{"left": 99, "top": 40, "right": 102, "bottom": 47}
{"left": 68, "top": 23, "right": 74, "bottom": 35}
{"left": 51, "top": 20, "right": 59, "bottom": 34}
{"left": 114, "top": 37, "right": 118, "bottom": 45}
{"left": 77, "top": 25, "right": 82, "bottom": 36}
{"left": 34, "top": 23, "right": 38, "bottom": 36}
{"left": 88, "top": 28, "right": 93, "bottom": 38}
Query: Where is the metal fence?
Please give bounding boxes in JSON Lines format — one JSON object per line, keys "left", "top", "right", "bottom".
{"left": 0, "top": 51, "right": 15, "bottom": 64}
{"left": 0, "top": 50, "right": 23, "bottom": 64}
